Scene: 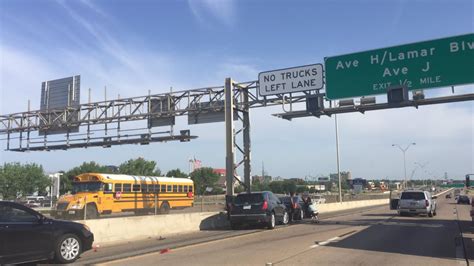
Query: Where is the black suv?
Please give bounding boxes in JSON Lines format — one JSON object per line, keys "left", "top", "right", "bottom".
{"left": 229, "top": 191, "right": 289, "bottom": 229}
{"left": 0, "top": 201, "right": 94, "bottom": 264}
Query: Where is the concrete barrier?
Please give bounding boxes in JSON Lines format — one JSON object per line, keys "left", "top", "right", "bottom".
{"left": 78, "top": 212, "right": 228, "bottom": 246}
{"left": 79, "top": 198, "right": 389, "bottom": 245}
{"left": 318, "top": 199, "right": 389, "bottom": 213}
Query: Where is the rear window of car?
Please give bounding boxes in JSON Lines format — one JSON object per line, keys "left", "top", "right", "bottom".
{"left": 459, "top": 196, "right": 469, "bottom": 199}
{"left": 235, "top": 193, "right": 264, "bottom": 204}
{"left": 280, "top": 197, "right": 291, "bottom": 203}
{"left": 401, "top": 192, "right": 425, "bottom": 200}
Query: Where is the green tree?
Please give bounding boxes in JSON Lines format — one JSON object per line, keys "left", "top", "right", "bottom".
{"left": 268, "top": 180, "right": 297, "bottom": 194}
{"left": 251, "top": 179, "right": 270, "bottom": 192}
{"left": 118, "top": 157, "right": 161, "bottom": 176}
{"left": 0, "top": 162, "right": 50, "bottom": 200}
{"left": 190, "top": 167, "right": 220, "bottom": 195}
{"left": 62, "top": 162, "right": 113, "bottom": 194}
{"left": 234, "top": 185, "right": 245, "bottom": 193}
{"left": 269, "top": 181, "right": 284, "bottom": 194}
{"left": 166, "top": 168, "right": 188, "bottom": 178}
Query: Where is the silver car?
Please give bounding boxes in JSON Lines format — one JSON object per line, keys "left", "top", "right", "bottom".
{"left": 398, "top": 190, "right": 437, "bottom": 217}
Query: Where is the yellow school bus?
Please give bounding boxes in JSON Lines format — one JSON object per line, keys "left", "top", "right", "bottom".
{"left": 55, "top": 173, "right": 194, "bottom": 218}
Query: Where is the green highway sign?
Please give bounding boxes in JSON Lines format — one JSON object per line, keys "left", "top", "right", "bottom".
{"left": 325, "top": 33, "right": 474, "bottom": 100}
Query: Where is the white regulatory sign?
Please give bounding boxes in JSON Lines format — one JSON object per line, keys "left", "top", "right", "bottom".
{"left": 258, "top": 64, "right": 324, "bottom": 96}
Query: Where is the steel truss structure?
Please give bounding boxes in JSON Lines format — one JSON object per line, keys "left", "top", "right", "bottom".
{"left": 1, "top": 77, "right": 472, "bottom": 197}
{"left": 0, "top": 80, "right": 310, "bottom": 152}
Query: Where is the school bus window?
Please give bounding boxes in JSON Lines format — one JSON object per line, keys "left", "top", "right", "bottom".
{"left": 178, "top": 185, "right": 183, "bottom": 192}
{"left": 114, "top": 183, "right": 122, "bottom": 192}
{"left": 132, "top": 184, "right": 141, "bottom": 192}
{"left": 189, "top": 186, "right": 193, "bottom": 192}
{"left": 104, "top": 183, "right": 113, "bottom": 192}
{"left": 184, "top": 186, "right": 188, "bottom": 192}
{"left": 123, "top": 184, "right": 131, "bottom": 192}
{"left": 173, "top": 185, "right": 177, "bottom": 192}
{"left": 167, "top": 185, "right": 172, "bottom": 192}
{"left": 142, "top": 184, "right": 148, "bottom": 193}
{"left": 161, "top": 185, "right": 166, "bottom": 192}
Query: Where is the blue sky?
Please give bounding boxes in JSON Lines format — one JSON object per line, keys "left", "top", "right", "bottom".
{"left": 0, "top": 0, "right": 473, "bottom": 180}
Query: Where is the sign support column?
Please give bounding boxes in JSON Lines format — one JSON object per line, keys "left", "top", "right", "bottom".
{"left": 225, "top": 78, "right": 235, "bottom": 198}
{"left": 243, "top": 88, "right": 251, "bottom": 194}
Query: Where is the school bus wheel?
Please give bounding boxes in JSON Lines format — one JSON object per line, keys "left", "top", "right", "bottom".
{"left": 85, "top": 203, "right": 99, "bottom": 219}
{"left": 160, "top": 202, "right": 170, "bottom": 214}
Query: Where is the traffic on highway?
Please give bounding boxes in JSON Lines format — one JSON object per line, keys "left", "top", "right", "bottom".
{"left": 1, "top": 0, "right": 473, "bottom": 265}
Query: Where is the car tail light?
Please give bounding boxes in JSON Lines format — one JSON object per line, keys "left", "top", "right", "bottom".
{"left": 425, "top": 200, "right": 429, "bottom": 207}
{"left": 262, "top": 200, "right": 268, "bottom": 210}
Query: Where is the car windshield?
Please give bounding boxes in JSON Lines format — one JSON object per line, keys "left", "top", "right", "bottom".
{"left": 401, "top": 192, "right": 425, "bottom": 200}
{"left": 235, "top": 193, "right": 264, "bottom": 204}
{"left": 72, "top": 182, "right": 103, "bottom": 194}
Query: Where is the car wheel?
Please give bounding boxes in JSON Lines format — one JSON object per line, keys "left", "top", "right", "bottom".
{"left": 55, "top": 234, "right": 82, "bottom": 263}
{"left": 267, "top": 212, "right": 276, "bottom": 229}
{"left": 428, "top": 209, "right": 433, "bottom": 217}
{"left": 160, "top": 202, "right": 170, "bottom": 214}
{"left": 281, "top": 210, "right": 289, "bottom": 225}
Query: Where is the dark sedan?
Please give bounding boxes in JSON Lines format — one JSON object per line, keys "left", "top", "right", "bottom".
{"left": 457, "top": 195, "right": 471, "bottom": 205}
{"left": 279, "top": 195, "right": 305, "bottom": 221}
{"left": 229, "top": 191, "right": 289, "bottom": 229}
{"left": 0, "top": 201, "right": 94, "bottom": 264}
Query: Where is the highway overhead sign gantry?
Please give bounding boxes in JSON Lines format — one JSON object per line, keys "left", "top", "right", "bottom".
{"left": 258, "top": 64, "right": 324, "bottom": 96}
{"left": 325, "top": 33, "right": 474, "bottom": 100}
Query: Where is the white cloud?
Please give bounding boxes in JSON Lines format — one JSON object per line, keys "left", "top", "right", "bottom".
{"left": 188, "top": 0, "right": 236, "bottom": 27}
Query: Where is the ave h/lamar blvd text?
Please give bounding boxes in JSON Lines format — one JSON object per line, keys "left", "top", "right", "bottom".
{"left": 325, "top": 33, "right": 474, "bottom": 100}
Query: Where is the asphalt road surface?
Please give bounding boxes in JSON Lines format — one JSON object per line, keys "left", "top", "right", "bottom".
{"left": 99, "top": 195, "right": 472, "bottom": 266}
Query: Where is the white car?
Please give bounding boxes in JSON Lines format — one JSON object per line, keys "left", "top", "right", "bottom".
{"left": 312, "top": 195, "right": 326, "bottom": 204}
{"left": 398, "top": 190, "right": 437, "bottom": 217}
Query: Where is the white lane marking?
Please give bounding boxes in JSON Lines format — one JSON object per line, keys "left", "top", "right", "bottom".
{"left": 311, "top": 236, "right": 340, "bottom": 248}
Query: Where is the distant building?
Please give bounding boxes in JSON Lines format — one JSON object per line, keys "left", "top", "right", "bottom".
{"left": 306, "top": 184, "right": 326, "bottom": 191}
{"left": 350, "top": 178, "right": 367, "bottom": 189}
{"left": 330, "top": 171, "right": 352, "bottom": 182}
{"left": 318, "top": 176, "right": 330, "bottom": 182}
{"left": 273, "top": 176, "right": 284, "bottom": 181}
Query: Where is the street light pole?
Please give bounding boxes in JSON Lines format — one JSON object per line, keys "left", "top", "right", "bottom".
{"left": 392, "top": 143, "right": 416, "bottom": 189}
{"left": 414, "top": 161, "right": 429, "bottom": 187}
